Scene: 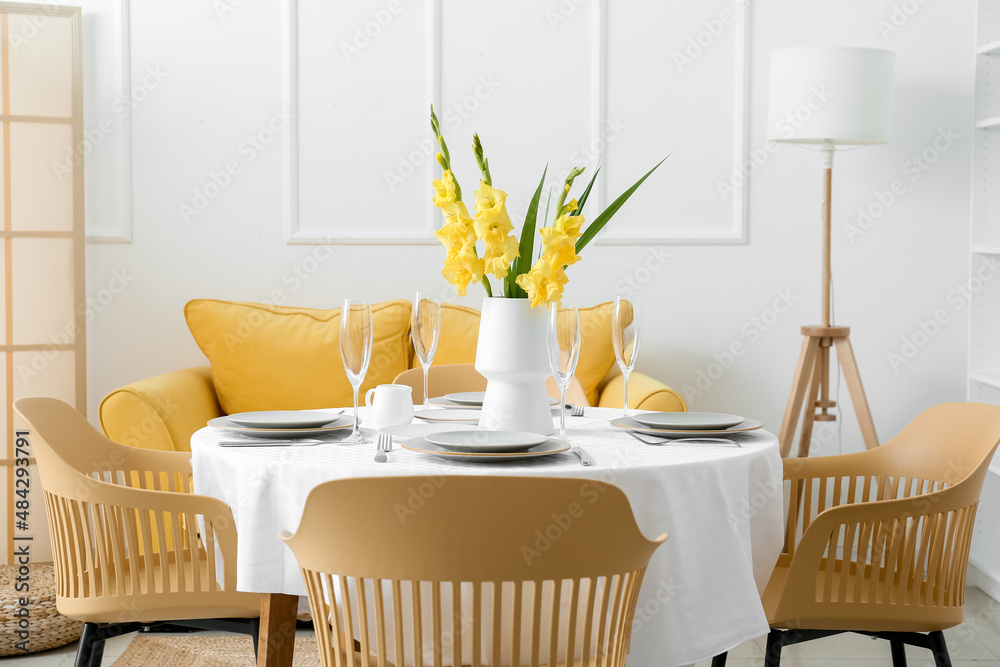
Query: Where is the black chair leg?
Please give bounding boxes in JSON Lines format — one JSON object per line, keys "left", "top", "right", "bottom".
{"left": 764, "top": 629, "right": 783, "bottom": 667}
{"left": 928, "top": 631, "right": 952, "bottom": 667}
{"left": 74, "top": 623, "right": 100, "bottom": 667}
{"left": 250, "top": 618, "right": 260, "bottom": 660}
{"left": 711, "top": 652, "right": 728, "bottom": 667}
{"left": 890, "top": 639, "right": 907, "bottom": 667}
{"left": 88, "top": 638, "right": 106, "bottom": 667}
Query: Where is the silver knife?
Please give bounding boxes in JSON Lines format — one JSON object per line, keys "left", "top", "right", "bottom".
{"left": 569, "top": 444, "right": 594, "bottom": 466}
{"left": 218, "top": 439, "right": 327, "bottom": 447}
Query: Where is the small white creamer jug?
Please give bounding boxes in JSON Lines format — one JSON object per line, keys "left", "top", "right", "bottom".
{"left": 364, "top": 384, "right": 414, "bottom": 428}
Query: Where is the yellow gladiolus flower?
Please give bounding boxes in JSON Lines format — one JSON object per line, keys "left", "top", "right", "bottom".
{"left": 432, "top": 170, "right": 465, "bottom": 218}
{"left": 539, "top": 213, "right": 584, "bottom": 269}
{"left": 515, "top": 257, "right": 568, "bottom": 308}
{"left": 442, "top": 252, "right": 485, "bottom": 297}
{"left": 560, "top": 198, "right": 579, "bottom": 216}
{"left": 483, "top": 235, "right": 519, "bottom": 278}
{"left": 473, "top": 180, "right": 519, "bottom": 279}
{"left": 434, "top": 209, "right": 475, "bottom": 251}
{"left": 434, "top": 207, "right": 483, "bottom": 297}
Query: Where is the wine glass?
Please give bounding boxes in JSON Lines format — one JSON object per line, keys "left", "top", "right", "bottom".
{"left": 612, "top": 296, "right": 641, "bottom": 417}
{"left": 547, "top": 303, "right": 581, "bottom": 439}
{"left": 411, "top": 292, "right": 442, "bottom": 409}
{"left": 340, "top": 299, "right": 373, "bottom": 443}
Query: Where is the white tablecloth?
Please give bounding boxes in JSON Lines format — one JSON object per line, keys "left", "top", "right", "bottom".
{"left": 191, "top": 407, "right": 783, "bottom": 667}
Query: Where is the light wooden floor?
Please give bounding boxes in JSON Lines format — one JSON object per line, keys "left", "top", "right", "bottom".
{"left": 12, "top": 588, "right": 1000, "bottom": 666}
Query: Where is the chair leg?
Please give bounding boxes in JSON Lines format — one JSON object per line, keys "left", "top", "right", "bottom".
{"left": 250, "top": 618, "right": 261, "bottom": 660}
{"left": 764, "top": 629, "right": 783, "bottom": 667}
{"left": 88, "top": 638, "right": 106, "bottom": 667}
{"left": 74, "top": 623, "right": 100, "bottom": 667}
{"left": 890, "top": 640, "right": 907, "bottom": 667}
{"left": 711, "top": 652, "right": 728, "bottom": 667}
{"left": 928, "top": 631, "right": 952, "bottom": 667}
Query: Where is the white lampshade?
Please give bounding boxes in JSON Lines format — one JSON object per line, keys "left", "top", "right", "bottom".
{"left": 767, "top": 47, "right": 894, "bottom": 146}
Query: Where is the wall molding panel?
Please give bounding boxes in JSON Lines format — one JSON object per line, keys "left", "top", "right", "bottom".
{"left": 283, "top": 0, "right": 750, "bottom": 246}
{"left": 84, "top": 0, "right": 132, "bottom": 243}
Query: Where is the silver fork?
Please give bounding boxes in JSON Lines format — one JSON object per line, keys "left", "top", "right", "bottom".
{"left": 627, "top": 430, "right": 740, "bottom": 447}
{"left": 374, "top": 432, "right": 391, "bottom": 463}
{"left": 571, "top": 405, "right": 585, "bottom": 417}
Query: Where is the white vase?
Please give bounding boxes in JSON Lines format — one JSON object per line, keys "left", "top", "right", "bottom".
{"left": 475, "top": 297, "right": 554, "bottom": 435}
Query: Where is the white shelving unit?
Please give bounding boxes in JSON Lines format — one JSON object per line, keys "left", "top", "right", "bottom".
{"left": 969, "top": 0, "right": 1000, "bottom": 598}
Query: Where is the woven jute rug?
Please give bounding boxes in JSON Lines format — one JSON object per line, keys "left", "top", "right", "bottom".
{"left": 112, "top": 635, "right": 321, "bottom": 666}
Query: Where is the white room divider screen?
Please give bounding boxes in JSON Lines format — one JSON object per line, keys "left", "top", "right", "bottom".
{"left": 0, "top": 3, "right": 84, "bottom": 565}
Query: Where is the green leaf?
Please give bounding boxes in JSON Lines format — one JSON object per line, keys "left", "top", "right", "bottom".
{"left": 575, "top": 157, "right": 666, "bottom": 254}
{"left": 574, "top": 166, "right": 601, "bottom": 217}
{"left": 513, "top": 164, "right": 548, "bottom": 298}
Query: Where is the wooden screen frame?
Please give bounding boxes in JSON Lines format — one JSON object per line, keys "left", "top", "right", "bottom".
{"left": 0, "top": 3, "right": 84, "bottom": 564}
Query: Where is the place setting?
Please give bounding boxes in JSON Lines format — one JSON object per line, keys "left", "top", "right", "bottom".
{"left": 612, "top": 411, "right": 764, "bottom": 447}
{"left": 399, "top": 429, "right": 571, "bottom": 463}
{"left": 207, "top": 409, "right": 355, "bottom": 446}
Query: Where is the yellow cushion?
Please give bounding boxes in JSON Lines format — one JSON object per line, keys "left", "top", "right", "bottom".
{"left": 185, "top": 299, "right": 412, "bottom": 414}
{"left": 412, "top": 301, "right": 616, "bottom": 405}
{"left": 415, "top": 303, "right": 482, "bottom": 367}
{"left": 597, "top": 371, "right": 688, "bottom": 412}
{"left": 576, "top": 302, "right": 617, "bottom": 405}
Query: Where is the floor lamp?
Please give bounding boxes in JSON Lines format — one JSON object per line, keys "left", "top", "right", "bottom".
{"left": 767, "top": 47, "right": 895, "bottom": 458}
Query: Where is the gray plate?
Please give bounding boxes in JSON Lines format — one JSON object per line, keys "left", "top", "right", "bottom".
{"left": 431, "top": 394, "right": 561, "bottom": 408}
{"left": 401, "top": 437, "right": 570, "bottom": 462}
{"left": 631, "top": 411, "right": 744, "bottom": 430}
{"left": 424, "top": 430, "right": 548, "bottom": 453}
{"left": 611, "top": 416, "right": 763, "bottom": 439}
{"left": 226, "top": 409, "right": 343, "bottom": 429}
{"left": 207, "top": 415, "right": 354, "bottom": 439}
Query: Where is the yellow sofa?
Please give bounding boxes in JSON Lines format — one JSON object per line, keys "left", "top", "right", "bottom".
{"left": 99, "top": 299, "right": 687, "bottom": 452}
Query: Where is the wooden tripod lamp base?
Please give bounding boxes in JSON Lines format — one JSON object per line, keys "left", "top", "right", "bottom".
{"left": 766, "top": 47, "right": 894, "bottom": 459}
{"left": 778, "top": 325, "right": 879, "bottom": 458}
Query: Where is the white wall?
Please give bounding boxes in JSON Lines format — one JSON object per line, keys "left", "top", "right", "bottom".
{"left": 79, "top": 0, "right": 974, "bottom": 464}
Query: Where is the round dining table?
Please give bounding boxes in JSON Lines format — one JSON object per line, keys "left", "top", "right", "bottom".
{"left": 190, "top": 407, "right": 784, "bottom": 667}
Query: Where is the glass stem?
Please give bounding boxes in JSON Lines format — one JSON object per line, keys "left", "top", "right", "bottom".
{"left": 623, "top": 370, "right": 631, "bottom": 417}
{"left": 422, "top": 362, "right": 430, "bottom": 409}
{"left": 352, "top": 384, "right": 360, "bottom": 438}
{"left": 559, "top": 385, "right": 568, "bottom": 438}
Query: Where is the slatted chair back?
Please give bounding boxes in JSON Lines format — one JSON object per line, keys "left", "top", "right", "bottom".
{"left": 13, "top": 397, "right": 257, "bottom": 624}
{"left": 281, "top": 475, "right": 666, "bottom": 667}
{"left": 774, "top": 402, "right": 1000, "bottom": 631}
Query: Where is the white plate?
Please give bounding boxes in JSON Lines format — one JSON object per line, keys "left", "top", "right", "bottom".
{"left": 439, "top": 393, "right": 560, "bottom": 407}
{"left": 226, "top": 409, "right": 343, "bottom": 429}
{"left": 631, "top": 411, "right": 744, "bottom": 430}
{"left": 401, "top": 437, "right": 570, "bottom": 462}
{"left": 382, "top": 422, "right": 471, "bottom": 439}
{"left": 610, "top": 416, "right": 763, "bottom": 439}
{"left": 443, "top": 391, "right": 488, "bottom": 405}
{"left": 424, "top": 430, "right": 548, "bottom": 453}
{"left": 413, "top": 409, "right": 482, "bottom": 424}
{"left": 207, "top": 415, "right": 355, "bottom": 439}
{"left": 427, "top": 396, "right": 481, "bottom": 410}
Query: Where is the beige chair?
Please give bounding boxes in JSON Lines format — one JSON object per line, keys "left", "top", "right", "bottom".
{"left": 13, "top": 397, "right": 260, "bottom": 667}
{"left": 713, "top": 402, "right": 1000, "bottom": 667}
{"left": 281, "top": 476, "right": 667, "bottom": 667}
{"left": 394, "top": 363, "right": 589, "bottom": 406}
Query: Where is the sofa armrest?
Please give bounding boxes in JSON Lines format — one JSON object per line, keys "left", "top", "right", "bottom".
{"left": 596, "top": 371, "right": 688, "bottom": 412}
{"left": 99, "top": 367, "right": 223, "bottom": 452}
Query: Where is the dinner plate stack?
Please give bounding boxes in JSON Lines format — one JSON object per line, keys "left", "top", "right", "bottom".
{"left": 207, "top": 409, "right": 353, "bottom": 440}
{"left": 611, "top": 411, "right": 763, "bottom": 439}
{"left": 416, "top": 391, "right": 560, "bottom": 425}
{"left": 426, "top": 391, "right": 560, "bottom": 409}
{"left": 401, "top": 429, "right": 569, "bottom": 462}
